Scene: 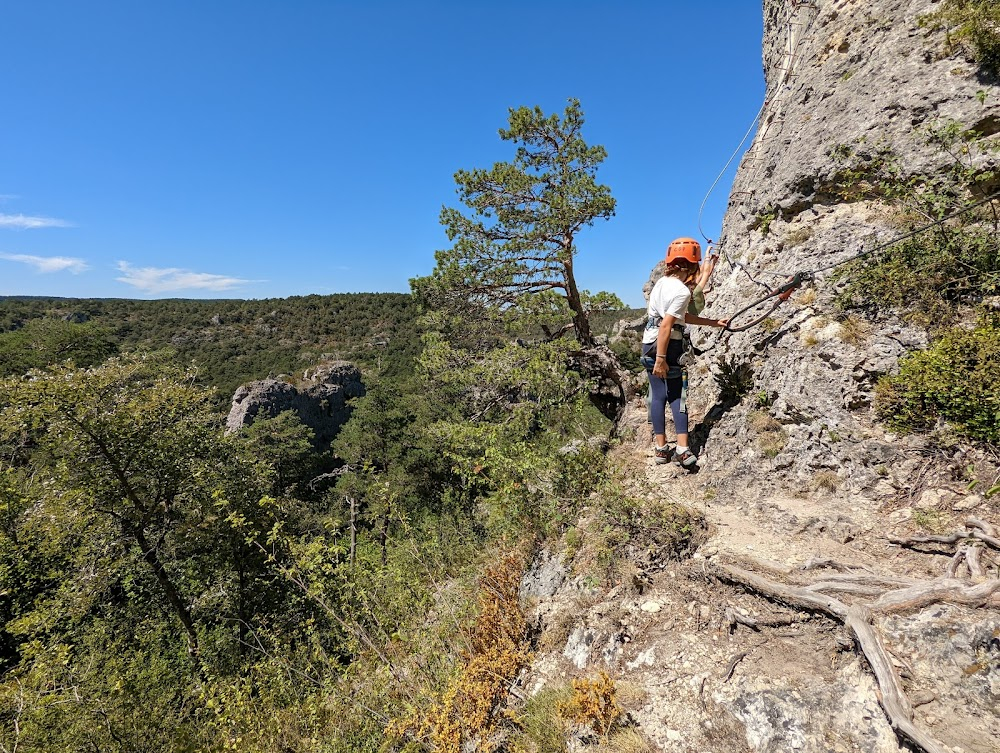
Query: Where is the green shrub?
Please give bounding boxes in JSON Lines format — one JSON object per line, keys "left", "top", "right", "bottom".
{"left": 831, "top": 122, "right": 1000, "bottom": 327}
{"left": 921, "top": 0, "right": 1000, "bottom": 74}
{"left": 876, "top": 318, "right": 1000, "bottom": 442}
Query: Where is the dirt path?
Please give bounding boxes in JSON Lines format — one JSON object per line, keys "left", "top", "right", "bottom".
{"left": 526, "top": 401, "right": 1000, "bottom": 753}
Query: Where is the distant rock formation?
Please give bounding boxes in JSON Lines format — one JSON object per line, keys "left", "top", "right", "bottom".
{"left": 225, "top": 361, "right": 365, "bottom": 447}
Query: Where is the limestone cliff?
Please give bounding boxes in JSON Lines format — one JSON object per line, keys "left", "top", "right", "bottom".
{"left": 520, "top": 3, "right": 1000, "bottom": 753}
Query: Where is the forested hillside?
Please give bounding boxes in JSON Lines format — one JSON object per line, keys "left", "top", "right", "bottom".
{"left": 0, "top": 293, "right": 421, "bottom": 399}
{"left": 0, "top": 99, "right": 646, "bottom": 753}
{"left": 4, "top": 3, "right": 998, "bottom": 748}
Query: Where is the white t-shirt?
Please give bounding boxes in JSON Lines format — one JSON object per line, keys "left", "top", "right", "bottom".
{"left": 642, "top": 275, "right": 691, "bottom": 345}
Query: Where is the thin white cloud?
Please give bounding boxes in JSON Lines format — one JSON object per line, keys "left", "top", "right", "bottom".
{"left": 0, "top": 252, "right": 88, "bottom": 274}
{"left": 115, "top": 261, "right": 253, "bottom": 294}
{"left": 0, "top": 213, "right": 73, "bottom": 229}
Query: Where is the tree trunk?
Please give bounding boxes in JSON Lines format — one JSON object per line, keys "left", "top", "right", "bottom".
{"left": 349, "top": 495, "right": 357, "bottom": 568}
{"left": 562, "top": 247, "right": 594, "bottom": 347}
{"left": 133, "top": 527, "right": 200, "bottom": 658}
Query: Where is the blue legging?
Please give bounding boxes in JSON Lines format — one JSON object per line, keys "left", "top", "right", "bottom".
{"left": 642, "top": 339, "right": 688, "bottom": 438}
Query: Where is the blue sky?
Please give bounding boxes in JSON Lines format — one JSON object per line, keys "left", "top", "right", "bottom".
{"left": 1, "top": 1, "right": 764, "bottom": 308}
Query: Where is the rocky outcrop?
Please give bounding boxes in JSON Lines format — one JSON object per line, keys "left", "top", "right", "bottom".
{"left": 225, "top": 361, "right": 365, "bottom": 447}
{"left": 694, "top": 0, "right": 998, "bottom": 493}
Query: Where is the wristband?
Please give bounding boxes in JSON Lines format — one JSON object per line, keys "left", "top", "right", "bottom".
{"left": 656, "top": 354, "right": 666, "bottom": 359}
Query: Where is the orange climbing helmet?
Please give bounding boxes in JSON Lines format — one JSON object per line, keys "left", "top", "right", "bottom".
{"left": 665, "top": 237, "right": 702, "bottom": 265}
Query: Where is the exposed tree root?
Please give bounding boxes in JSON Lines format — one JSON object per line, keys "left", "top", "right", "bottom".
{"left": 722, "top": 650, "right": 749, "bottom": 683}
{"left": 890, "top": 518, "right": 1000, "bottom": 582}
{"left": 713, "top": 558, "right": 998, "bottom": 753}
{"left": 870, "top": 578, "right": 1000, "bottom": 612}
{"left": 724, "top": 606, "right": 808, "bottom": 633}
{"left": 799, "top": 557, "right": 872, "bottom": 573}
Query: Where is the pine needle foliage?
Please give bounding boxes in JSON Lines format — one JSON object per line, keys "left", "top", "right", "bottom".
{"left": 413, "top": 99, "right": 616, "bottom": 347}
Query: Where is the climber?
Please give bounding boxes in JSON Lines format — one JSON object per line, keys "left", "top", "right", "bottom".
{"left": 641, "top": 238, "right": 729, "bottom": 467}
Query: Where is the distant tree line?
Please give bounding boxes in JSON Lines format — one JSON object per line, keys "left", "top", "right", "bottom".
{"left": 0, "top": 293, "right": 423, "bottom": 401}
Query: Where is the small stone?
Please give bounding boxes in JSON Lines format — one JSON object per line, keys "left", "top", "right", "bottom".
{"left": 952, "top": 494, "right": 983, "bottom": 511}
{"left": 917, "top": 489, "right": 947, "bottom": 507}
{"left": 641, "top": 601, "right": 662, "bottom": 613}
{"left": 665, "top": 729, "right": 682, "bottom": 742}
{"left": 889, "top": 508, "right": 913, "bottom": 524}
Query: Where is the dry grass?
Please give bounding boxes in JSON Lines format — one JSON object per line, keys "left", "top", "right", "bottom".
{"left": 794, "top": 287, "right": 818, "bottom": 306}
{"left": 749, "top": 411, "right": 788, "bottom": 458}
{"left": 595, "top": 729, "right": 657, "bottom": 753}
{"left": 784, "top": 226, "right": 813, "bottom": 247}
{"left": 748, "top": 411, "right": 783, "bottom": 433}
{"left": 812, "top": 470, "right": 840, "bottom": 492}
{"left": 837, "top": 314, "right": 871, "bottom": 345}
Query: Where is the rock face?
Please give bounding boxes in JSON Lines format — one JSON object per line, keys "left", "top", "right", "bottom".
{"left": 519, "top": 4, "right": 1000, "bottom": 753}
{"left": 692, "top": 0, "right": 997, "bottom": 493}
{"left": 225, "top": 361, "right": 365, "bottom": 446}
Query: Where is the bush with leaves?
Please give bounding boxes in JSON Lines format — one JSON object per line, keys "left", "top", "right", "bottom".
{"left": 921, "top": 0, "right": 1000, "bottom": 74}
{"left": 0, "top": 318, "right": 117, "bottom": 377}
{"left": 417, "top": 335, "right": 610, "bottom": 536}
{"left": 876, "top": 316, "right": 1000, "bottom": 443}
{"left": 831, "top": 121, "right": 1000, "bottom": 326}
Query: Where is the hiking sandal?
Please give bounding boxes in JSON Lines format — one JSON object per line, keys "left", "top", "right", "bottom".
{"left": 673, "top": 448, "right": 698, "bottom": 467}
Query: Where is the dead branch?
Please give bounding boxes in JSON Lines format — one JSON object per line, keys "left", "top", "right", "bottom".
{"left": 891, "top": 521, "right": 999, "bottom": 579}
{"left": 966, "top": 546, "right": 985, "bottom": 579}
{"left": 724, "top": 606, "right": 807, "bottom": 633}
{"left": 971, "top": 529, "right": 1000, "bottom": 550}
{"left": 945, "top": 548, "right": 967, "bottom": 579}
{"left": 805, "top": 574, "right": 920, "bottom": 596}
{"left": 889, "top": 532, "right": 964, "bottom": 547}
{"left": 803, "top": 583, "right": 887, "bottom": 597}
{"left": 715, "top": 564, "right": 848, "bottom": 618}
{"left": 722, "top": 651, "right": 749, "bottom": 683}
{"left": 844, "top": 605, "right": 950, "bottom": 753}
